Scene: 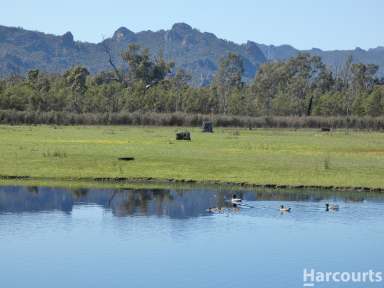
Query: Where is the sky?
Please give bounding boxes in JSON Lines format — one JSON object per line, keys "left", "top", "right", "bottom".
{"left": 1, "top": 0, "right": 383, "bottom": 50}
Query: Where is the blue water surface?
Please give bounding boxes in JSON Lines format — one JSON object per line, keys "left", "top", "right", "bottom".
{"left": 0, "top": 186, "right": 383, "bottom": 288}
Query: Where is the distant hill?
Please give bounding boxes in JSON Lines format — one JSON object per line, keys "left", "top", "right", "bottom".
{"left": 1, "top": 23, "right": 384, "bottom": 85}
{"left": 258, "top": 43, "right": 384, "bottom": 76}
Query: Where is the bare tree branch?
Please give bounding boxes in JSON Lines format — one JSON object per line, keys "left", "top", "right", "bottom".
{"left": 101, "top": 38, "right": 123, "bottom": 83}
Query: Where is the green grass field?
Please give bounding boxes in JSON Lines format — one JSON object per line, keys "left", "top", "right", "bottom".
{"left": 1, "top": 125, "right": 384, "bottom": 188}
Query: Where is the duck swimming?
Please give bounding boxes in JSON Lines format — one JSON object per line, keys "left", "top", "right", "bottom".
{"left": 207, "top": 207, "right": 220, "bottom": 213}
{"left": 207, "top": 205, "right": 239, "bottom": 213}
{"left": 326, "top": 203, "right": 339, "bottom": 211}
{"left": 231, "top": 194, "right": 242, "bottom": 204}
{"left": 279, "top": 205, "right": 291, "bottom": 212}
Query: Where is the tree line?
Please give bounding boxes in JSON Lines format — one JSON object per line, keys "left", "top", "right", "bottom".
{"left": 0, "top": 44, "right": 383, "bottom": 118}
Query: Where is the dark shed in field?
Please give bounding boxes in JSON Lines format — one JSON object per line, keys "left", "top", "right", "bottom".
{"left": 202, "top": 121, "right": 213, "bottom": 133}
{"left": 176, "top": 131, "right": 191, "bottom": 141}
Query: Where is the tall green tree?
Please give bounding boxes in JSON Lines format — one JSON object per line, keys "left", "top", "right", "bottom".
{"left": 253, "top": 53, "right": 329, "bottom": 116}
{"left": 171, "top": 69, "right": 192, "bottom": 112}
{"left": 64, "top": 66, "right": 90, "bottom": 112}
{"left": 213, "top": 53, "right": 244, "bottom": 114}
{"left": 122, "top": 44, "right": 174, "bottom": 87}
{"left": 366, "top": 86, "right": 384, "bottom": 116}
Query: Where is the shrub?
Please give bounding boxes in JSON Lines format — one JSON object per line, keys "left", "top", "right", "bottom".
{"left": 0, "top": 110, "right": 383, "bottom": 130}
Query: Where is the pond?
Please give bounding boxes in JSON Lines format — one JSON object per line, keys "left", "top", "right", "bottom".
{"left": 0, "top": 185, "right": 384, "bottom": 288}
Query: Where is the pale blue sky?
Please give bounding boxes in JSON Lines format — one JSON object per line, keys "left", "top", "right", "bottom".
{"left": 1, "top": 0, "right": 383, "bottom": 50}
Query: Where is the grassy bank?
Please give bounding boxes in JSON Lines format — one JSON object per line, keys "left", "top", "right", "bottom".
{"left": 1, "top": 125, "right": 384, "bottom": 189}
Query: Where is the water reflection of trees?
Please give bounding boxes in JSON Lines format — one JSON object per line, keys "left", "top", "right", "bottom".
{"left": 0, "top": 186, "right": 383, "bottom": 218}
{"left": 72, "top": 188, "right": 89, "bottom": 199}
{"left": 0, "top": 186, "right": 73, "bottom": 213}
{"left": 111, "top": 189, "right": 173, "bottom": 217}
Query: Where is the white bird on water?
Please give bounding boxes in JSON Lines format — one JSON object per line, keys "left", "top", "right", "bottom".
{"left": 231, "top": 194, "right": 242, "bottom": 204}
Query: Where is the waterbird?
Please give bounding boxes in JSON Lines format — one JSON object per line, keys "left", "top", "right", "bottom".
{"left": 231, "top": 194, "right": 242, "bottom": 204}
{"left": 207, "top": 207, "right": 219, "bottom": 213}
{"left": 206, "top": 207, "right": 225, "bottom": 213}
{"left": 207, "top": 205, "right": 241, "bottom": 214}
{"left": 326, "top": 203, "right": 339, "bottom": 211}
{"left": 279, "top": 205, "right": 291, "bottom": 212}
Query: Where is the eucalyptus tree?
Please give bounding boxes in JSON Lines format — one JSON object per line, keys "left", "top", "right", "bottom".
{"left": 213, "top": 53, "right": 244, "bottom": 114}
{"left": 64, "top": 66, "right": 90, "bottom": 112}
{"left": 172, "top": 69, "right": 192, "bottom": 112}
{"left": 122, "top": 44, "right": 174, "bottom": 88}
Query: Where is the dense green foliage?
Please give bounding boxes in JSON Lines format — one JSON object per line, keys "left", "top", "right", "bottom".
{"left": 0, "top": 45, "right": 383, "bottom": 121}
